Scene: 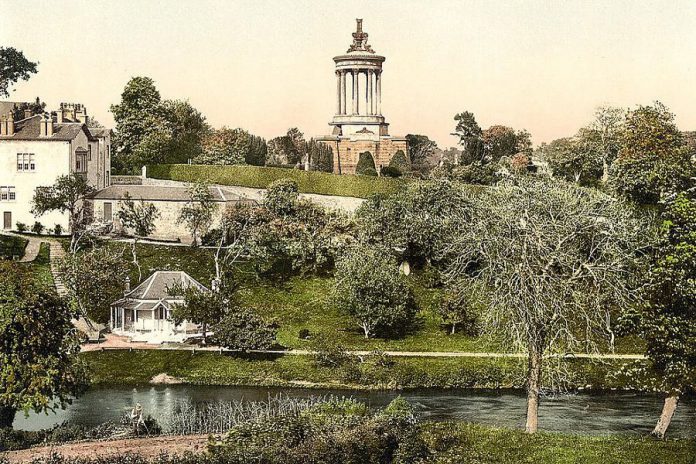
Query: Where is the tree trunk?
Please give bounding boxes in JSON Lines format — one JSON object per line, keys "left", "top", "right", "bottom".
{"left": 0, "top": 405, "right": 17, "bottom": 428}
{"left": 525, "top": 347, "right": 543, "bottom": 433}
{"left": 132, "top": 239, "right": 142, "bottom": 282}
{"left": 451, "top": 323, "right": 456, "bottom": 335}
{"left": 652, "top": 393, "right": 679, "bottom": 439}
{"left": 201, "top": 322, "right": 207, "bottom": 345}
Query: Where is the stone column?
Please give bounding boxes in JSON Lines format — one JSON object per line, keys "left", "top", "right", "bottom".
{"left": 366, "top": 70, "right": 373, "bottom": 115}
{"left": 336, "top": 70, "right": 341, "bottom": 115}
{"left": 364, "top": 70, "right": 370, "bottom": 115}
{"left": 340, "top": 71, "right": 347, "bottom": 114}
{"left": 354, "top": 69, "right": 360, "bottom": 115}
{"left": 376, "top": 70, "right": 382, "bottom": 115}
{"left": 351, "top": 69, "right": 357, "bottom": 115}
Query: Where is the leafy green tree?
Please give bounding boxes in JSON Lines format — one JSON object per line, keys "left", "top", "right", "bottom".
{"left": 307, "top": 139, "right": 333, "bottom": 172}
{"left": 213, "top": 308, "right": 277, "bottom": 352}
{"left": 437, "top": 286, "right": 484, "bottom": 336}
{"left": 540, "top": 136, "right": 603, "bottom": 186}
{"left": 610, "top": 102, "right": 693, "bottom": 204}
{"left": 0, "top": 47, "right": 38, "bottom": 98}
{"left": 110, "top": 77, "right": 207, "bottom": 173}
{"left": 246, "top": 134, "right": 268, "bottom": 166}
{"left": 267, "top": 128, "right": 306, "bottom": 165}
{"left": 447, "top": 178, "right": 647, "bottom": 433}
{"left": 405, "top": 134, "right": 437, "bottom": 173}
{"left": 482, "top": 125, "right": 519, "bottom": 162}
{"left": 356, "top": 151, "right": 377, "bottom": 176}
{"left": 58, "top": 247, "right": 130, "bottom": 324}
{"left": 621, "top": 192, "right": 696, "bottom": 438}
{"left": 177, "top": 181, "right": 218, "bottom": 247}
{"left": 334, "top": 247, "right": 417, "bottom": 338}
{"left": 452, "top": 111, "right": 483, "bottom": 163}
{"left": 196, "top": 127, "right": 245, "bottom": 165}
{"left": 171, "top": 285, "right": 224, "bottom": 345}
{"left": 110, "top": 77, "right": 164, "bottom": 172}
{"left": 356, "top": 180, "right": 471, "bottom": 268}
{"left": 0, "top": 263, "right": 87, "bottom": 428}
{"left": 264, "top": 179, "right": 299, "bottom": 216}
{"left": 117, "top": 193, "right": 160, "bottom": 281}
{"left": 160, "top": 99, "right": 208, "bottom": 164}
{"left": 31, "top": 173, "right": 95, "bottom": 253}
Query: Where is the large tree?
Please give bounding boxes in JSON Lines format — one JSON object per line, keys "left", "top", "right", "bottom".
{"left": 334, "top": 247, "right": 417, "bottom": 339}
{"left": 110, "top": 77, "right": 207, "bottom": 173}
{"left": 481, "top": 125, "right": 519, "bottom": 162}
{"left": 610, "top": 102, "right": 692, "bottom": 204}
{"left": 0, "top": 47, "right": 38, "bottom": 98}
{"left": 58, "top": 246, "right": 130, "bottom": 324}
{"left": 406, "top": 134, "right": 438, "bottom": 174}
{"left": 31, "top": 173, "right": 95, "bottom": 253}
{"left": 267, "top": 128, "right": 306, "bottom": 165}
{"left": 0, "top": 263, "right": 87, "bottom": 428}
{"left": 196, "top": 127, "right": 252, "bottom": 166}
{"left": 447, "top": 178, "right": 647, "bottom": 433}
{"left": 622, "top": 191, "right": 696, "bottom": 438}
{"left": 452, "top": 111, "right": 483, "bottom": 164}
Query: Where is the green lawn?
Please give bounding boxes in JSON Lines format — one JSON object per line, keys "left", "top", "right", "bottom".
{"left": 82, "top": 350, "right": 648, "bottom": 391}
{"left": 21, "top": 242, "right": 53, "bottom": 288}
{"left": 147, "top": 164, "right": 408, "bottom": 199}
{"left": 0, "top": 234, "right": 28, "bottom": 260}
{"left": 420, "top": 422, "right": 696, "bottom": 464}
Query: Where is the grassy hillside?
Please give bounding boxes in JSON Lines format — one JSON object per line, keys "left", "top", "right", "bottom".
{"left": 147, "top": 164, "right": 407, "bottom": 198}
{"left": 0, "top": 234, "right": 28, "bottom": 260}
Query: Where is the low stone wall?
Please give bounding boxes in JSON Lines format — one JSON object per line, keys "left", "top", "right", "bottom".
{"left": 111, "top": 175, "right": 143, "bottom": 185}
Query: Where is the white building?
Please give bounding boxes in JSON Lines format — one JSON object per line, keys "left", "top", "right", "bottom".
{"left": 110, "top": 271, "right": 208, "bottom": 344}
{"left": 0, "top": 102, "right": 111, "bottom": 231}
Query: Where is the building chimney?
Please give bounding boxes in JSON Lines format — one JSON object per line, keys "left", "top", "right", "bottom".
{"left": 6, "top": 113, "right": 14, "bottom": 136}
{"left": 0, "top": 115, "right": 6, "bottom": 136}
{"left": 124, "top": 277, "right": 131, "bottom": 295}
{"left": 74, "top": 104, "right": 88, "bottom": 124}
{"left": 23, "top": 108, "right": 32, "bottom": 119}
{"left": 39, "top": 114, "right": 53, "bottom": 137}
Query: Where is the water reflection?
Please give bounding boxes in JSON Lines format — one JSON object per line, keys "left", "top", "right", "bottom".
{"left": 13, "top": 386, "right": 695, "bottom": 438}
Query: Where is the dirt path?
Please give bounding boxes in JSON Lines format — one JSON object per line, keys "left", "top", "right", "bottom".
{"left": 2, "top": 434, "right": 209, "bottom": 463}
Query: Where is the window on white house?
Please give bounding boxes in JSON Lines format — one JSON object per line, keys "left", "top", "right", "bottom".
{"left": 0, "top": 186, "right": 16, "bottom": 201}
{"left": 16, "top": 153, "right": 35, "bottom": 171}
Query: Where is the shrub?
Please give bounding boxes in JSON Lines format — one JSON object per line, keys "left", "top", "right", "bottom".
{"left": 380, "top": 166, "right": 402, "bottom": 178}
{"left": 312, "top": 337, "right": 352, "bottom": 368}
{"left": 298, "top": 328, "right": 311, "bottom": 340}
{"left": 212, "top": 308, "right": 277, "bottom": 352}
{"left": 15, "top": 222, "right": 27, "bottom": 233}
{"left": 389, "top": 149, "right": 410, "bottom": 173}
{"left": 356, "top": 151, "right": 377, "bottom": 175}
{"left": 31, "top": 221, "right": 44, "bottom": 235}
{"left": 264, "top": 178, "right": 299, "bottom": 216}
{"left": 148, "top": 164, "right": 406, "bottom": 199}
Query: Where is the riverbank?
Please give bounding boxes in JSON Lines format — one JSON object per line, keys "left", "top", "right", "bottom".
{"left": 83, "top": 350, "right": 654, "bottom": 391}
{"left": 3, "top": 422, "right": 695, "bottom": 464}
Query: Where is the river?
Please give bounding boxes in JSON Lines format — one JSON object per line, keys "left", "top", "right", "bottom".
{"left": 12, "top": 386, "right": 696, "bottom": 437}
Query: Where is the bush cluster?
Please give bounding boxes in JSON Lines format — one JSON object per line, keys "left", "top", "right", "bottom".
{"left": 147, "top": 164, "right": 405, "bottom": 199}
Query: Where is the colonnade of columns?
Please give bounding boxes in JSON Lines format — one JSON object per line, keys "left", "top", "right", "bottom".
{"left": 335, "top": 68, "right": 381, "bottom": 116}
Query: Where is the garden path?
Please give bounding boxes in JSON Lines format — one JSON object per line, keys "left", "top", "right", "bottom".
{"left": 1, "top": 434, "right": 209, "bottom": 463}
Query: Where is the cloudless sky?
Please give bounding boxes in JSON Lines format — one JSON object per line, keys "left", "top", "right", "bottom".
{"left": 2, "top": 0, "right": 696, "bottom": 148}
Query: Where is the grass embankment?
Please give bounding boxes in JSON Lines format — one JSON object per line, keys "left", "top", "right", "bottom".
{"left": 22, "top": 243, "right": 52, "bottom": 288}
{"left": 419, "top": 422, "right": 696, "bottom": 464}
{"left": 0, "top": 234, "right": 27, "bottom": 260}
{"left": 83, "top": 350, "right": 648, "bottom": 390}
{"left": 147, "top": 164, "right": 407, "bottom": 199}
{"left": 102, "top": 242, "right": 644, "bottom": 354}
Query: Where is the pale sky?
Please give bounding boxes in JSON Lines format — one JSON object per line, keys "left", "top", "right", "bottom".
{"left": 2, "top": 0, "right": 696, "bottom": 148}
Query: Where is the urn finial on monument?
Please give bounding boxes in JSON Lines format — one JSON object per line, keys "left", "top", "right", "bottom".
{"left": 348, "top": 18, "right": 375, "bottom": 53}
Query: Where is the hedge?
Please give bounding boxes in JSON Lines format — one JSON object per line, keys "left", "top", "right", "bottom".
{"left": 147, "top": 164, "right": 407, "bottom": 199}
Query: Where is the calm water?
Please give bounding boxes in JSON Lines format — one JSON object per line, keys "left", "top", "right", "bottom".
{"left": 13, "top": 386, "right": 696, "bottom": 438}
